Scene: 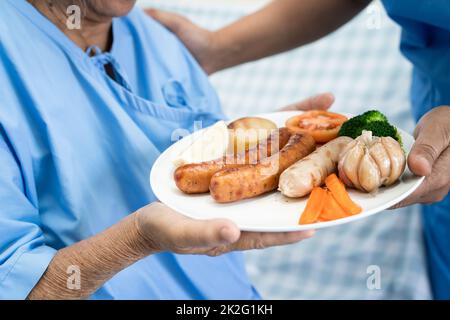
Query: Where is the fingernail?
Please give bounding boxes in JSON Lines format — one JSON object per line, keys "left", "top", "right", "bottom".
{"left": 291, "top": 230, "right": 315, "bottom": 241}
{"left": 315, "top": 92, "right": 333, "bottom": 99}
{"left": 303, "top": 230, "right": 316, "bottom": 238}
{"left": 409, "top": 154, "right": 432, "bottom": 176}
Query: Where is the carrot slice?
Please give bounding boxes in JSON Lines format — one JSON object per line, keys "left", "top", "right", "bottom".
{"left": 299, "top": 187, "right": 327, "bottom": 224}
{"left": 325, "top": 174, "right": 362, "bottom": 216}
{"left": 319, "top": 191, "right": 348, "bottom": 221}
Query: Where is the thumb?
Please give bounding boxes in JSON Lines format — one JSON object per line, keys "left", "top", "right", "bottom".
{"left": 408, "top": 118, "right": 447, "bottom": 177}
{"left": 145, "top": 8, "right": 189, "bottom": 34}
{"left": 177, "top": 218, "right": 241, "bottom": 249}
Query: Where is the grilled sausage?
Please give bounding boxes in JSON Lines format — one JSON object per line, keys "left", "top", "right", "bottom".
{"left": 279, "top": 136, "right": 353, "bottom": 198}
{"left": 209, "top": 133, "right": 316, "bottom": 203}
{"left": 174, "top": 128, "right": 291, "bottom": 194}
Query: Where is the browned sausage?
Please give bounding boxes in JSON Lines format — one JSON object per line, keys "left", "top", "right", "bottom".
{"left": 174, "top": 128, "right": 291, "bottom": 194}
{"left": 209, "top": 132, "right": 316, "bottom": 203}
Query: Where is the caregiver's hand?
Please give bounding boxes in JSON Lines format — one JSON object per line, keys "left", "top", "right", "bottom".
{"left": 393, "top": 106, "right": 450, "bottom": 208}
{"left": 136, "top": 202, "right": 314, "bottom": 256}
{"left": 146, "top": 9, "right": 218, "bottom": 74}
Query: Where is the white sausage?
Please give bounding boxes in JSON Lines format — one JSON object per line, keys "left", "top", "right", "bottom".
{"left": 278, "top": 136, "right": 353, "bottom": 197}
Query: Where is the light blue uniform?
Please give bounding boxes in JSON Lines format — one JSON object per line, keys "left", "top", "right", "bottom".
{"left": 382, "top": 0, "right": 450, "bottom": 299}
{"left": 0, "top": 0, "right": 259, "bottom": 299}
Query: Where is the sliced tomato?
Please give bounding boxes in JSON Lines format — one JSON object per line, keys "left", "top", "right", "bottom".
{"left": 286, "top": 110, "right": 348, "bottom": 143}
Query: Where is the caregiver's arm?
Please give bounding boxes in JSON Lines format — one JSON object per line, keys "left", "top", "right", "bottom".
{"left": 148, "top": 0, "right": 370, "bottom": 74}
{"left": 28, "top": 203, "right": 313, "bottom": 299}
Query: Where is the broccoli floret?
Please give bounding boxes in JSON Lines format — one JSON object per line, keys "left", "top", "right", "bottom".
{"left": 360, "top": 110, "right": 388, "bottom": 123}
{"left": 338, "top": 117, "right": 366, "bottom": 138}
{"left": 338, "top": 110, "right": 402, "bottom": 146}
{"left": 365, "top": 121, "right": 402, "bottom": 145}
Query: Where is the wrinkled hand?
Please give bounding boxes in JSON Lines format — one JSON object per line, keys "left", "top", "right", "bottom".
{"left": 136, "top": 202, "right": 314, "bottom": 256}
{"left": 393, "top": 106, "right": 450, "bottom": 208}
{"left": 146, "top": 8, "right": 218, "bottom": 74}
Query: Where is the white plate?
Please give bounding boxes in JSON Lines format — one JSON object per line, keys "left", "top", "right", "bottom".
{"left": 150, "top": 111, "right": 424, "bottom": 232}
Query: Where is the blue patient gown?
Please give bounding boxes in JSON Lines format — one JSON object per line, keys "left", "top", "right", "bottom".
{"left": 383, "top": 0, "right": 450, "bottom": 299}
{"left": 0, "top": 0, "right": 259, "bottom": 299}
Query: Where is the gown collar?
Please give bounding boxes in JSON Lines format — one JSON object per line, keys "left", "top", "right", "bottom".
{"left": 8, "top": 0, "right": 123, "bottom": 64}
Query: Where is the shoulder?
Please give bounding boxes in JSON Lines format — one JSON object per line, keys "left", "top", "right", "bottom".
{"left": 0, "top": 1, "right": 39, "bottom": 54}
{"left": 117, "top": 7, "right": 196, "bottom": 65}
{"left": 116, "top": 7, "right": 223, "bottom": 115}
{"left": 121, "top": 7, "right": 179, "bottom": 41}
{"left": 0, "top": 1, "right": 21, "bottom": 32}
{"left": 0, "top": 0, "right": 14, "bottom": 16}
{"left": 116, "top": 6, "right": 210, "bottom": 83}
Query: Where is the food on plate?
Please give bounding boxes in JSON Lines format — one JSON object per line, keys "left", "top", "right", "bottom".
{"left": 209, "top": 132, "right": 316, "bottom": 203}
{"left": 338, "top": 110, "right": 402, "bottom": 146}
{"left": 172, "top": 120, "right": 230, "bottom": 168}
{"left": 228, "top": 117, "right": 278, "bottom": 153}
{"left": 227, "top": 116, "right": 277, "bottom": 131}
{"left": 278, "top": 136, "right": 353, "bottom": 198}
{"left": 174, "top": 128, "right": 291, "bottom": 194}
{"left": 338, "top": 130, "right": 406, "bottom": 192}
{"left": 324, "top": 174, "right": 362, "bottom": 215}
{"left": 298, "top": 187, "right": 326, "bottom": 224}
{"left": 299, "top": 174, "right": 362, "bottom": 225}
{"left": 155, "top": 111, "right": 420, "bottom": 231}
{"left": 319, "top": 190, "right": 348, "bottom": 222}
{"left": 285, "top": 110, "right": 348, "bottom": 143}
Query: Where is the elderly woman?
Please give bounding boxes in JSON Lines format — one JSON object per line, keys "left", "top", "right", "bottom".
{"left": 0, "top": 0, "right": 321, "bottom": 299}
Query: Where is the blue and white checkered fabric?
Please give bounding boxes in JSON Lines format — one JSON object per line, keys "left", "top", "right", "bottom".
{"left": 140, "top": 0, "right": 431, "bottom": 299}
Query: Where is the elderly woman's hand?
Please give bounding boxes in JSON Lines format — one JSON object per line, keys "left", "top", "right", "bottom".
{"left": 136, "top": 202, "right": 314, "bottom": 256}
{"left": 393, "top": 106, "right": 450, "bottom": 208}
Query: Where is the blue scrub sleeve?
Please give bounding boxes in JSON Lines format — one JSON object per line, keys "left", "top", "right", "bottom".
{"left": 0, "top": 136, "right": 56, "bottom": 299}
